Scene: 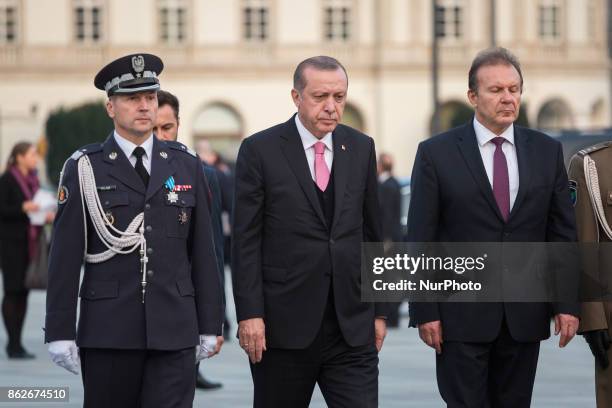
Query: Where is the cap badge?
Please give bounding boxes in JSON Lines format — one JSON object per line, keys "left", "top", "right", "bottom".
{"left": 132, "top": 55, "right": 145, "bottom": 78}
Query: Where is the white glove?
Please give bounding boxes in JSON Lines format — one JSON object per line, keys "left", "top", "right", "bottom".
{"left": 48, "top": 340, "right": 80, "bottom": 375}
{"left": 195, "top": 335, "right": 217, "bottom": 363}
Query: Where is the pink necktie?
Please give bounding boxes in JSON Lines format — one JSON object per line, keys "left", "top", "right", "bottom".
{"left": 314, "top": 142, "right": 330, "bottom": 191}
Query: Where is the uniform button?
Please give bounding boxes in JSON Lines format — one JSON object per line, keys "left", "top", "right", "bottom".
{"left": 104, "top": 201, "right": 110, "bottom": 206}
{"left": 181, "top": 200, "right": 186, "bottom": 205}
{"left": 89, "top": 290, "right": 95, "bottom": 296}
{"left": 503, "top": 232, "right": 510, "bottom": 238}
{"left": 147, "top": 248, "right": 153, "bottom": 255}
{"left": 146, "top": 225, "right": 152, "bottom": 232}
{"left": 329, "top": 239, "right": 335, "bottom": 245}
{"left": 147, "top": 270, "right": 154, "bottom": 277}
{"left": 145, "top": 204, "right": 151, "bottom": 210}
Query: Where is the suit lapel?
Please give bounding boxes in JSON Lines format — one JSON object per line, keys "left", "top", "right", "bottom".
{"left": 103, "top": 134, "right": 146, "bottom": 195}
{"left": 330, "top": 127, "right": 349, "bottom": 233}
{"left": 508, "top": 127, "right": 531, "bottom": 220}
{"left": 456, "top": 122, "right": 505, "bottom": 223}
{"left": 279, "top": 116, "right": 328, "bottom": 228}
{"left": 146, "top": 137, "right": 176, "bottom": 201}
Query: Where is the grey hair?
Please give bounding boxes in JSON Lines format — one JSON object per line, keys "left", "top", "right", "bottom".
{"left": 468, "top": 47, "right": 523, "bottom": 93}
{"left": 293, "top": 56, "right": 348, "bottom": 92}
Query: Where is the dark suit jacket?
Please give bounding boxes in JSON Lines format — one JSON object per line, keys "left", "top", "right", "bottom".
{"left": 378, "top": 176, "right": 402, "bottom": 242}
{"left": 408, "top": 120, "right": 579, "bottom": 342}
{"left": 232, "top": 115, "right": 383, "bottom": 349}
{"left": 45, "top": 135, "right": 224, "bottom": 350}
{"left": 203, "top": 165, "right": 224, "bottom": 281}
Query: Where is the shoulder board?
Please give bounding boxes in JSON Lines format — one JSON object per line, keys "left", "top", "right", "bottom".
{"left": 70, "top": 143, "right": 104, "bottom": 160}
{"left": 166, "top": 141, "right": 197, "bottom": 158}
{"left": 578, "top": 141, "right": 612, "bottom": 156}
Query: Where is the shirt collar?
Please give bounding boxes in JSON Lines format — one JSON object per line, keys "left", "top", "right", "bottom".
{"left": 113, "top": 130, "right": 154, "bottom": 160}
{"left": 473, "top": 116, "right": 515, "bottom": 147}
{"left": 295, "top": 114, "right": 333, "bottom": 152}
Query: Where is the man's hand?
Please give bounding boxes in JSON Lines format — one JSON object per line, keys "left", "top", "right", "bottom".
{"left": 48, "top": 340, "right": 80, "bottom": 375}
{"left": 195, "top": 335, "right": 221, "bottom": 362}
{"left": 418, "top": 320, "right": 443, "bottom": 354}
{"left": 584, "top": 330, "right": 611, "bottom": 369}
{"left": 238, "top": 318, "right": 266, "bottom": 364}
{"left": 375, "top": 318, "right": 387, "bottom": 352}
{"left": 22, "top": 201, "right": 39, "bottom": 213}
{"left": 554, "top": 313, "right": 579, "bottom": 348}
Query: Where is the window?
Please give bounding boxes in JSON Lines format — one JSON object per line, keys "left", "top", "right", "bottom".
{"left": 159, "top": 0, "right": 187, "bottom": 44}
{"left": 243, "top": 0, "right": 268, "bottom": 41}
{"left": 538, "top": 0, "right": 561, "bottom": 40}
{"left": 324, "top": 0, "right": 352, "bottom": 41}
{"left": 74, "top": 0, "right": 104, "bottom": 43}
{"left": 435, "top": 0, "right": 463, "bottom": 40}
{"left": 0, "top": 0, "right": 18, "bottom": 44}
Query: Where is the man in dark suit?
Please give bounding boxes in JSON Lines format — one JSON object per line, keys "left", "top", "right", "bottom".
{"left": 232, "top": 55, "right": 386, "bottom": 408}
{"left": 154, "top": 89, "right": 225, "bottom": 390}
{"left": 408, "top": 47, "right": 580, "bottom": 407}
{"left": 45, "top": 54, "right": 224, "bottom": 408}
{"left": 377, "top": 153, "right": 403, "bottom": 327}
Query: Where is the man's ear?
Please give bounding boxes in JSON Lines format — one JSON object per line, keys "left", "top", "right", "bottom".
{"left": 105, "top": 98, "right": 115, "bottom": 118}
{"left": 291, "top": 89, "right": 300, "bottom": 109}
{"left": 467, "top": 89, "right": 478, "bottom": 108}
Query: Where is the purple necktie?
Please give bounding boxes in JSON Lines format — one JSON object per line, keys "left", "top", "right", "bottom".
{"left": 491, "top": 137, "right": 510, "bottom": 222}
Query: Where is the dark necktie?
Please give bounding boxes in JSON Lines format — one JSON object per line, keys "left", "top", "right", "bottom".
{"left": 491, "top": 137, "right": 510, "bottom": 222}
{"left": 132, "top": 146, "right": 149, "bottom": 187}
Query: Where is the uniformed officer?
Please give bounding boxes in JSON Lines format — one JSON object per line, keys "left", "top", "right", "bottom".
{"left": 569, "top": 141, "right": 612, "bottom": 408}
{"left": 44, "top": 53, "right": 224, "bottom": 408}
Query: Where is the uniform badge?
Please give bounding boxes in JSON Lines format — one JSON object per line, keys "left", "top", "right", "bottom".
{"left": 160, "top": 151, "right": 168, "bottom": 159}
{"left": 167, "top": 191, "right": 179, "bottom": 204}
{"left": 132, "top": 55, "right": 145, "bottom": 78}
{"left": 569, "top": 180, "right": 577, "bottom": 207}
{"left": 178, "top": 209, "right": 188, "bottom": 224}
{"left": 174, "top": 184, "right": 192, "bottom": 192}
{"left": 105, "top": 210, "right": 115, "bottom": 226}
{"left": 341, "top": 144, "right": 346, "bottom": 151}
{"left": 109, "top": 151, "right": 118, "bottom": 160}
{"left": 58, "top": 186, "right": 69, "bottom": 204}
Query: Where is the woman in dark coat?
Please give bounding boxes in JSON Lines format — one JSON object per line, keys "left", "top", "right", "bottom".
{"left": 0, "top": 142, "right": 52, "bottom": 359}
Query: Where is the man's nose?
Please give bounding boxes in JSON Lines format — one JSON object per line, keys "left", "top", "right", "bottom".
{"left": 324, "top": 97, "right": 336, "bottom": 113}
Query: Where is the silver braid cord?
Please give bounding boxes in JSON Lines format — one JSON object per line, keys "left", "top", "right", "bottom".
{"left": 584, "top": 155, "right": 612, "bottom": 240}
{"left": 77, "top": 155, "right": 146, "bottom": 263}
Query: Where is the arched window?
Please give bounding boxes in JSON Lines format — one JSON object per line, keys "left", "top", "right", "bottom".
{"left": 590, "top": 98, "right": 607, "bottom": 129}
{"left": 192, "top": 102, "right": 243, "bottom": 163}
{"left": 342, "top": 103, "right": 365, "bottom": 131}
{"left": 431, "top": 100, "right": 473, "bottom": 134}
{"left": 537, "top": 99, "right": 574, "bottom": 130}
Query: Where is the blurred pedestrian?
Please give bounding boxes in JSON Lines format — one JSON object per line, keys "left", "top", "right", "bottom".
{"left": 0, "top": 141, "right": 52, "bottom": 359}
{"left": 195, "top": 138, "right": 234, "bottom": 339}
{"left": 377, "top": 152, "right": 402, "bottom": 327}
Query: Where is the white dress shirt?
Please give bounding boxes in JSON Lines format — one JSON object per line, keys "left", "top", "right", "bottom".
{"left": 473, "top": 117, "right": 519, "bottom": 210}
{"left": 295, "top": 114, "right": 334, "bottom": 180}
{"left": 113, "top": 130, "right": 153, "bottom": 175}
